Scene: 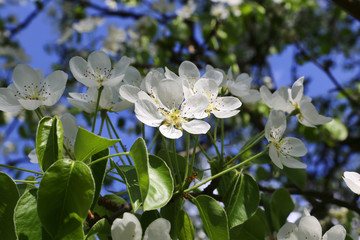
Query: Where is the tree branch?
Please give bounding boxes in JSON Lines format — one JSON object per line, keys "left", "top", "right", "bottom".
{"left": 331, "top": 0, "right": 360, "bottom": 22}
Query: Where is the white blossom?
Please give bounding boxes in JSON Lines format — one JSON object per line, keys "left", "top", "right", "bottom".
{"left": 277, "top": 209, "right": 346, "bottom": 240}
{"left": 72, "top": 16, "right": 105, "bottom": 33}
{"left": 102, "top": 25, "right": 126, "bottom": 55}
{"left": 0, "top": 64, "right": 67, "bottom": 111}
{"left": 70, "top": 51, "right": 130, "bottom": 88}
{"left": 111, "top": 212, "right": 171, "bottom": 240}
{"left": 265, "top": 110, "right": 307, "bottom": 169}
{"left": 343, "top": 171, "right": 360, "bottom": 195}
{"left": 176, "top": 0, "right": 196, "bottom": 19}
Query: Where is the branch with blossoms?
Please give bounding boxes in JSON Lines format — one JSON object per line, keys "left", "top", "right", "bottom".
{"left": 0, "top": 50, "right": 355, "bottom": 240}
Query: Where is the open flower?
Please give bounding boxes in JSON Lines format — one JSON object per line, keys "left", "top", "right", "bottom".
{"left": 343, "top": 171, "right": 360, "bottom": 194}
{"left": 134, "top": 79, "right": 210, "bottom": 139}
{"left": 68, "top": 86, "right": 132, "bottom": 113}
{"left": 193, "top": 78, "right": 242, "bottom": 118}
{"left": 0, "top": 64, "right": 67, "bottom": 111}
{"left": 69, "top": 51, "right": 130, "bottom": 88}
{"left": 265, "top": 110, "right": 307, "bottom": 169}
{"left": 111, "top": 212, "right": 171, "bottom": 240}
{"left": 260, "top": 77, "right": 332, "bottom": 127}
{"left": 277, "top": 209, "right": 346, "bottom": 240}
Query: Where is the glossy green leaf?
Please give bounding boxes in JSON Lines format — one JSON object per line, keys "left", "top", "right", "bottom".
{"left": 158, "top": 150, "right": 187, "bottom": 182}
{"left": 230, "top": 209, "right": 269, "bottom": 240}
{"left": 37, "top": 159, "right": 95, "bottom": 240}
{"left": 161, "top": 198, "right": 184, "bottom": 240}
{"left": 14, "top": 188, "right": 51, "bottom": 240}
{"left": 90, "top": 149, "right": 109, "bottom": 210}
{"left": 0, "top": 172, "right": 19, "bottom": 240}
{"left": 224, "top": 173, "right": 259, "bottom": 228}
{"left": 114, "top": 163, "right": 142, "bottom": 212}
{"left": 85, "top": 218, "right": 111, "bottom": 239}
{"left": 143, "top": 155, "right": 173, "bottom": 211}
{"left": 140, "top": 210, "right": 161, "bottom": 231}
{"left": 17, "top": 175, "right": 36, "bottom": 196}
{"left": 194, "top": 195, "right": 229, "bottom": 240}
{"left": 282, "top": 166, "right": 306, "bottom": 190}
{"left": 129, "top": 137, "right": 149, "bottom": 202}
{"left": 270, "top": 188, "right": 294, "bottom": 231}
{"left": 36, "top": 116, "right": 63, "bottom": 171}
{"left": 74, "top": 127, "right": 119, "bottom": 162}
{"left": 176, "top": 210, "right": 195, "bottom": 240}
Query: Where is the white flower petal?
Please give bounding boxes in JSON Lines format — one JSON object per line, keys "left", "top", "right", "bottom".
{"left": 164, "top": 67, "right": 178, "bottom": 80}
{"left": 134, "top": 99, "right": 164, "bottom": 127}
{"left": 156, "top": 79, "right": 183, "bottom": 110}
{"left": 179, "top": 61, "right": 200, "bottom": 82}
{"left": 113, "top": 56, "right": 131, "bottom": 75}
{"left": 181, "top": 94, "right": 208, "bottom": 119}
{"left": 120, "top": 85, "right": 141, "bottom": 103}
{"left": 69, "top": 56, "right": 98, "bottom": 87}
{"left": 182, "top": 120, "right": 210, "bottom": 135}
{"left": 291, "top": 77, "right": 304, "bottom": 104}
{"left": 0, "top": 87, "right": 22, "bottom": 112}
{"left": 123, "top": 66, "right": 142, "bottom": 87}
{"left": 343, "top": 171, "right": 360, "bottom": 194}
{"left": 67, "top": 97, "right": 95, "bottom": 113}
{"left": 279, "top": 155, "right": 307, "bottom": 169}
{"left": 159, "top": 124, "right": 183, "bottom": 139}
{"left": 143, "top": 218, "right": 171, "bottom": 240}
{"left": 297, "top": 216, "right": 322, "bottom": 240}
{"left": 265, "top": 110, "right": 286, "bottom": 141}
{"left": 43, "top": 70, "right": 68, "bottom": 92}
{"left": 322, "top": 225, "right": 346, "bottom": 240}
{"left": 28, "top": 149, "right": 38, "bottom": 164}
{"left": 213, "top": 109, "right": 240, "bottom": 118}
{"left": 193, "top": 78, "right": 218, "bottom": 101}
{"left": 111, "top": 213, "right": 142, "bottom": 240}
{"left": 13, "top": 64, "right": 41, "bottom": 91}
{"left": 281, "top": 137, "right": 307, "bottom": 157}
{"left": 88, "top": 51, "right": 111, "bottom": 74}
{"left": 277, "top": 222, "right": 298, "bottom": 240}
{"left": 61, "top": 113, "right": 78, "bottom": 150}
{"left": 42, "top": 87, "right": 65, "bottom": 107}
{"left": 111, "top": 100, "right": 133, "bottom": 112}
{"left": 237, "top": 89, "right": 261, "bottom": 103}
{"left": 203, "top": 69, "right": 223, "bottom": 86}
{"left": 269, "top": 144, "right": 283, "bottom": 169}
{"left": 214, "top": 96, "right": 242, "bottom": 111}
{"left": 18, "top": 99, "right": 41, "bottom": 110}
{"left": 300, "top": 101, "right": 332, "bottom": 126}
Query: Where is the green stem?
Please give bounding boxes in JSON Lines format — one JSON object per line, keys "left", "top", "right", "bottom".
{"left": 184, "top": 150, "right": 267, "bottom": 193}
{"left": 142, "top": 123, "right": 146, "bottom": 142}
{"left": 87, "top": 152, "right": 130, "bottom": 166}
{"left": 198, "top": 142, "right": 212, "bottom": 161}
{"left": 105, "top": 116, "right": 126, "bottom": 166}
{"left": 149, "top": 130, "right": 160, "bottom": 152}
{"left": 214, "top": 118, "right": 219, "bottom": 141}
{"left": 35, "top": 108, "right": 45, "bottom": 118}
{"left": 161, "top": 135, "right": 176, "bottom": 182}
{"left": 14, "top": 180, "right": 40, "bottom": 184}
{"left": 92, "top": 86, "right": 104, "bottom": 133}
{"left": 106, "top": 114, "right": 132, "bottom": 165}
{"left": 98, "top": 111, "right": 106, "bottom": 135}
{"left": 0, "top": 164, "right": 43, "bottom": 175}
{"left": 207, "top": 132, "right": 221, "bottom": 160}
{"left": 172, "top": 139, "right": 182, "bottom": 189}
{"left": 221, "top": 118, "right": 224, "bottom": 162}
{"left": 183, "top": 135, "right": 199, "bottom": 188}
{"left": 106, "top": 174, "right": 125, "bottom": 183}
{"left": 34, "top": 109, "right": 42, "bottom": 120}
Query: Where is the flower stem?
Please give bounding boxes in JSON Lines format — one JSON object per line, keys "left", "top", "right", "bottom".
{"left": 183, "top": 135, "right": 199, "bottom": 188}
{"left": 172, "top": 139, "right": 182, "bottom": 190}
{"left": 0, "top": 164, "right": 43, "bottom": 175}
{"left": 87, "top": 152, "right": 130, "bottom": 166}
{"left": 207, "top": 131, "right": 221, "bottom": 160}
{"left": 161, "top": 135, "right": 176, "bottom": 184}
{"left": 221, "top": 118, "right": 224, "bottom": 162}
{"left": 142, "top": 123, "right": 146, "bottom": 142}
{"left": 184, "top": 150, "right": 267, "bottom": 193}
{"left": 149, "top": 130, "right": 159, "bottom": 152}
{"left": 106, "top": 173, "right": 125, "bottom": 183}
{"left": 92, "top": 86, "right": 104, "bottom": 133}
{"left": 98, "top": 111, "right": 106, "bottom": 135}
{"left": 105, "top": 116, "right": 126, "bottom": 166}
{"left": 14, "top": 180, "right": 40, "bottom": 184}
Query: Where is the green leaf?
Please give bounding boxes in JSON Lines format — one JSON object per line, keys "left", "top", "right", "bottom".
{"left": 143, "top": 155, "right": 174, "bottom": 211}
{"left": 36, "top": 116, "right": 64, "bottom": 171}
{"left": 282, "top": 166, "right": 306, "bottom": 190}
{"left": 161, "top": 198, "right": 184, "bottom": 240}
{"left": 74, "top": 127, "right": 119, "bottom": 162}
{"left": 0, "top": 172, "right": 19, "bottom": 240}
{"left": 270, "top": 188, "right": 294, "bottom": 231}
{"left": 230, "top": 209, "right": 269, "bottom": 240}
{"left": 90, "top": 149, "right": 109, "bottom": 210}
{"left": 93, "top": 194, "right": 128, "bottom": 218}
{"left": 176, "top": 210, "right": 195, "bottom": 240}
{"left": 140, "top": 210, "right": 161, "bottom": 231}
{"left": 114, "top": 164, "right": 142, "bottom": 212}
{"left": 323, "top": 118, "right": 348, "bottom": 141}
{"left": 38, "top": 159, "right": 95, "bottom": 240}
{"left": 194, "top": 195, "right": 229, "bottom": 240}
{"left": 224, "top": 173, "right": 259, "bottom": 228}
{"left": 129, "top": 138, "right": 149, "bottom": 202}
{"left": 158, "top": 150, "right": 187, "bottom": 182}
{"left": 14, "top": 189, "right": 51, "bottom": 240}
{"left": 85, "top": 218, "right": 111, "bottom": 240}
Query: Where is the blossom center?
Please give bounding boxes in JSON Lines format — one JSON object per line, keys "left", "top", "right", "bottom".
{"left": 14, "top": 82, "right": 51, "bottom": 101}
{"left": 163, "top": 108, "right": 186, "bottom": 129}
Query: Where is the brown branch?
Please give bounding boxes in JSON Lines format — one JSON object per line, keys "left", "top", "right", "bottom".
{"left": 295, "top": 42, "right": 360, "bottom": 108}
{"left": 331, "top": 0, "right": 360, "bottom": 22}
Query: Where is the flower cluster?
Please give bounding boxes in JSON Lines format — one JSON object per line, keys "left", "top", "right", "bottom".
{"left": 277, "top": 209, "right": 346, "bottom": 240}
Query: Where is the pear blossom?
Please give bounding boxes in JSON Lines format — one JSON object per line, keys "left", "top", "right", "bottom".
{"left": 0, "top": 64, "right": 67, "bottom": 111}
{"left": 277, "top": 209, "right": 346, "bottom": 240}
{"left": 102, "top": 25, "right": 126, "bottom": 55}
{"left": 224, "top": 68, "right": 260, "bottom": 103}
{"left": 111, "top": 212, "right": 171, "bottom": 240}
{"left": 343, "top": 171, "right": 360, "bottom": 195}
{"left": 260, "top": 77, "right": 332, "bottom": 127}
{"left": 68, "top": 86, "right": 132, "bottom": 113}
{"left": 69, "top": 51, "right": 130, "bottom": 88}
{"left": 265, "top": 110, "right": 307, "bottom": 169}
{"left": 72, "top": 16, "right": 105, "bottom": 33}
{"left": 193, "top": 78, "right": 242, "bottom": 118}
{"left": 134, "top": 79, "right": 210, "bottom": 139}
{"left": 176, "top": 0, "right": 196, "bottom": 19}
